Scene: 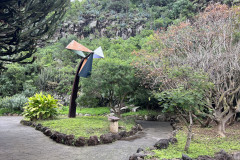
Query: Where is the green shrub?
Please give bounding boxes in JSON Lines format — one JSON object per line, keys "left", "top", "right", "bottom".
{"left": 23, "top": 92, "right": 59, "bottom": 121}
{"left": 0, "top": 94, "right": 28, "bottom": 112}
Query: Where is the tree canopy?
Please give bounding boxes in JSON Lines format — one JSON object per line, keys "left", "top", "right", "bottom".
{"left": 0, "top": 0, "right": 69, "bottom": 70}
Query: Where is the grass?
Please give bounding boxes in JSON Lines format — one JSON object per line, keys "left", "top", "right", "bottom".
{"left": 151, "top": 123, "right": 240, "bottom": 159}
{"left": 37, "top": 116, "right": 135, "bottom": 138}
{"left": 122, "top": 109, "right": 159, "bottom": 117}
{"left": 58, "top": 106, "right": 110, "bottom": 115}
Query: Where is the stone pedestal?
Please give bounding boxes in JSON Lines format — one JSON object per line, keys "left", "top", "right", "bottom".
{"left": 110, "top": 121, "right": 118, "bottom": 133}
{"left": 108, "top": 116, "right": 120, "bottom": 134}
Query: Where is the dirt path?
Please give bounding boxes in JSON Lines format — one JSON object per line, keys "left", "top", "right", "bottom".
{"left": 0, "top": 116, "right": 172, "bottom": 160}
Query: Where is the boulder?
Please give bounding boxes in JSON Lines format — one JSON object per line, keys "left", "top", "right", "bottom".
{"left": 100, "top": 133, "right": 113, "bottom": 144}
{"left": 132, "top": 107, "right": 140, "bottom": 112}
{"left": 154, "top": 139, "right": 169, "bottom": 149}
{"left": 182, "top": 154, "right": 192, "bottom": 160}
{"left": 119, "top": 131, "right": 128, "bottom": 138}
{"left": 214, "top": 150, "right": 233, "bottom": 160}
{"left": 50, "top": 132, "right": 59, "bottom": 141}
{"left": 20, "top": 120, "right": 32, "bottom": 126}
{"left": 196, "top": 155, "right": 214, "bottom": 160}
{"left": 169, "top": 137, "right": 178, "bottom": 144}
{"left": 43, "top": 129, "right": 52, "bottom": 137}
{"left": 65, "top": 135, "right": 75, "bottom": 146}
{"left": 129, "top": 153, "right": 146, "bottom": 160}
{"left": 41, "top": 127, "right": 49, "bottom": 132}
{"left": 127, "top": 130, "right": 134, "bottom": 136}
{"left": 136, "top": 124, "right": 143, "bottom": 131}
{"left": 144, "top": 115, "right": 156, "bottom": 121}
{"left": 157, "top": 114, "right": 166, "bottom": 121}
{"left": 120, "top": 106, "right": 130, "bottom": 113}
{"left": 55, "top": 133, "right": 67, "bottom": 144}
{"left": 88, "top": 136, "right": 99, "bottom": 146}
{"left": 35, "top": 124, "right": 43, "bottom": 131}
{"left": 75, "top": 137, "right": 86, "bottom": 147}
{"left": 232, "top": 152, "right": 240, "bottom": 160}
{"left": 112, "top": 133, "right": 121, "bottom": 141}
{"left": 136, "top": 148, "right": 144, "bottom": 153}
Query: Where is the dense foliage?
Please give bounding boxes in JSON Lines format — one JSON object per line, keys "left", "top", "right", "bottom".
{"left": 0, "top": 0, "right": 69, "bottom": 70}
{"left": 23, "top": 92, "right": 59, "bottom": 121}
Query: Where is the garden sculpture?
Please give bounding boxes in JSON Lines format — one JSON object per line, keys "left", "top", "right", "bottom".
{"left": 66, "top": 40, "right": 104, "bottom": 117}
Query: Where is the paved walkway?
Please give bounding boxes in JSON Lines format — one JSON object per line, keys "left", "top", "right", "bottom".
{"left": 0, "top": 116, "right": 172, "bottom": 160}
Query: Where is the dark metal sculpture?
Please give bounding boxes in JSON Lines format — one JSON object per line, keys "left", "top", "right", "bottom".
{"left": 66, "top": 40, "right": 104, "bottom": 118}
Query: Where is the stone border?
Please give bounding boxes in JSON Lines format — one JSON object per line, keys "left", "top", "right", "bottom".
{"left": 20, "top": 120, "right": 143, "bottom": 147}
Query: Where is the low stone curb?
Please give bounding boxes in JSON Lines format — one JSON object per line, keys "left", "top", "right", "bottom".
{"left": 20, "top": 120, "right": 143, "bottom": 147}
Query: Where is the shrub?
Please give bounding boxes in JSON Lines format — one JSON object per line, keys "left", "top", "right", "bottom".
{"left": 23, "top": 92, "right": 59, "bottom": 121}
{"left": 0, "top": 94, "right": 28, "bottom": 112}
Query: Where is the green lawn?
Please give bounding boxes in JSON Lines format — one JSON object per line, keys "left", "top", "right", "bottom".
{"left": 151, "top": 125, "right": 240, "bottom": 159}
{"left": 37, "top": 116, "right": 135, "bottom": 138}
{"left": 58, "top": 106, "right": 110, "bottom": 115}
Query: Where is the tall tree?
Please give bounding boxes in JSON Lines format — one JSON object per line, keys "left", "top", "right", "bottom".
{"left": 0, "top": 0, "right": 69, "bottom": 70}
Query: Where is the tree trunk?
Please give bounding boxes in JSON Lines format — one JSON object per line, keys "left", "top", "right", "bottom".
{"left": 216, "top": 121, "right": 226, "bottom": 137}
{"left": 184, "top": 111, "right": 193, "bottom": 152}
{"left": 68, "top": 58, "right": 85, "bottom": 118}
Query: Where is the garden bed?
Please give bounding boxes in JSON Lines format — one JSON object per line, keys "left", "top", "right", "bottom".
{"left": 130, "top": 122, "right": 240, "bottom": 160}
{"left": 20, "top": 116, "right": 143, "bottom": 147}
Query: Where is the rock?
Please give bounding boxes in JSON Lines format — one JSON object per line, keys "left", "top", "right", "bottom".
{"left": 100, "top": 133, "right": 113, "bottom": 144}
{"left": 154, "top": 139, "right": 169, "bottom": 149}
{"left": 41, "top": 127, "right": 49, "bottom": 132}
{"left": 131, "top": 126, "right": 138, "bottom": 132}
{"left": 127, "top": 130, "right": 134, "bottom": 136}
{"left": 75, "top": 137, "right": 86, "bottom": 147}
{"left": 20, "top": 120, "right": 32, "bottom": 126}
{"left": 136, "top": 148, "right": 144, "bottom": 153}
{"left": 172, "top": 130, "right": 177, "bottom": 137}
{"left": 233, "top": 152, "right": 240, "bottom": 160}
{"left": 43, "top": 129, "right": 52, "bottom": 137}
{"left": 169, "top": 137, "right": 178, "bottom": 144}
{"left": 119, "top": 131, "right": 128, "bottom": 138}
{"left": 35, "top": 124, "right": 43, "bottom": 131}
{"left": 31, "top": 122, "right": 37, "bottom": 127}
{"left": 214, "top": 150, "right": 233, "bottom": 160}
{"left": 120, "top": 106, "right": 130, "bottom": 113}
{"left": 182, "top": 154, "right": 192, "bottom": 160}
{"left": 50, "top": 132, "right": 60, "bottom": 141}
{"left": 157, "top": 114, "right": 166, "bottom": 121}
{"left": 132, "top": 107, "right": 140, "bottom": 112}
{"left": 196, "top": 155, "right": 214, "bottom": 160}
{"left": 13, "top": 113, "right": 18, "bottom": 116}
{"left": 108, "top": 113, "right": 115, "bottom": 117}
{"left": 129, "top": 153, "right": 146, "bottom": 160}
{"left": 87, "top": 136, "right": 99, "bottom": 146}
{"left": 55, "top": 133, "right": 67, "bottom": 144}
{"left": 84, "top": 114, "right": 91, "bottom": 116}
{"left": 144, "top": 115, "right": 156, "bottom": 121}
{"left": 65, "top": 135, "right": 75, "bottom": 146}
{"left": 112, "top": 133, "right": 121, "bottom": 141}
{"left": 136, "top": 124, "right": 143, "bottom": 131}
{"left": 89, "top": 20, "right": 97, "bottom": 28}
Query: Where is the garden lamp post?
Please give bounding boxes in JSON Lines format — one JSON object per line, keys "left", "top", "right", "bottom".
{"left": 66, "top": 40, "right": 104, "bottom": 118}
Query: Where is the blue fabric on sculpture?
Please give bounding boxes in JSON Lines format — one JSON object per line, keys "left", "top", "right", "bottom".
{"left": 78, "top": 53, "right": 93, "bottom": 78}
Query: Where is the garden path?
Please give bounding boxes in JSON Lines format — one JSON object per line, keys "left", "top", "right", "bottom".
{"left": 0, "top": 116, "right": 172, "bottom": 160}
